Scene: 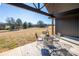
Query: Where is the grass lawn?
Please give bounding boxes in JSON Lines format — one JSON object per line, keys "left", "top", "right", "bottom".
{"left": 0, "top": 27, "right": 47, "bottom": 53}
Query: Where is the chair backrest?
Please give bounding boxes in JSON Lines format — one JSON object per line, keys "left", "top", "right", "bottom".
{"left": 35, "top": 33, "right": 38, "bottom": 39}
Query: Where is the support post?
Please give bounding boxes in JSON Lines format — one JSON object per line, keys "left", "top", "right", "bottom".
{"left": 52, "top": 18, "right": 55, "bottom": 35}
{"left": 38, "top": 3, "right": 40, "bottom": 9}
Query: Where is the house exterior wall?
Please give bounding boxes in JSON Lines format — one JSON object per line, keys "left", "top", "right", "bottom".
{"left": 45, "top": 3, "right": 79, "bottom": 41}
{"left": 56, "top": 12, "right": 79, "bottom": 41}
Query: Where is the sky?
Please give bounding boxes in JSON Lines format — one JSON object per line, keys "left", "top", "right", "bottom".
{"left": 0, "top": 3, "right": 52, "bottom": 24}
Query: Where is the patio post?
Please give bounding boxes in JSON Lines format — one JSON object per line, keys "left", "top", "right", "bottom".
{"left": 52, "top": 18, "right": 56, "bottom": 35}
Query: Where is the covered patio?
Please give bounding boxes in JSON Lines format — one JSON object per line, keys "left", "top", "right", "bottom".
{"left": 0, "top": 3, "right": 79, "bottom": 56}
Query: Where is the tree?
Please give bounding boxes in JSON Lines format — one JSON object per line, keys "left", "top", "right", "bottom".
{"left": 37, "top": 20, "right": 45, "bottom": 27}
{"left": 6, "top": 17, "right": 16, "bottom": 31}
{"left": 16, "top": 18, "right": 22, "bottom": 30}
{"left": 28, "top": 22, "right": 32, "bottom": 28}
{"left": 0, "top": 23, "right": 6, "bottom": 30}
{"left": 23, "top": 21, "right": 28, "bottom": 29}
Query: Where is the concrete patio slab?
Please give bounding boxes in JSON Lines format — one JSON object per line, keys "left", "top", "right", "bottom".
{"left": 0, "top": 41, "right": 41, "bottom": 56}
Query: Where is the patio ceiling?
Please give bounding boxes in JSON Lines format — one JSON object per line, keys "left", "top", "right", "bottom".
{"left": 45, "top": 3, "right": 79, "bottom": 16}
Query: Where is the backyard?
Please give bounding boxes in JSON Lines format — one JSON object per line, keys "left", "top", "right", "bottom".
{"left": 0, "top": 27, "right": 50, "bottom": 53}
